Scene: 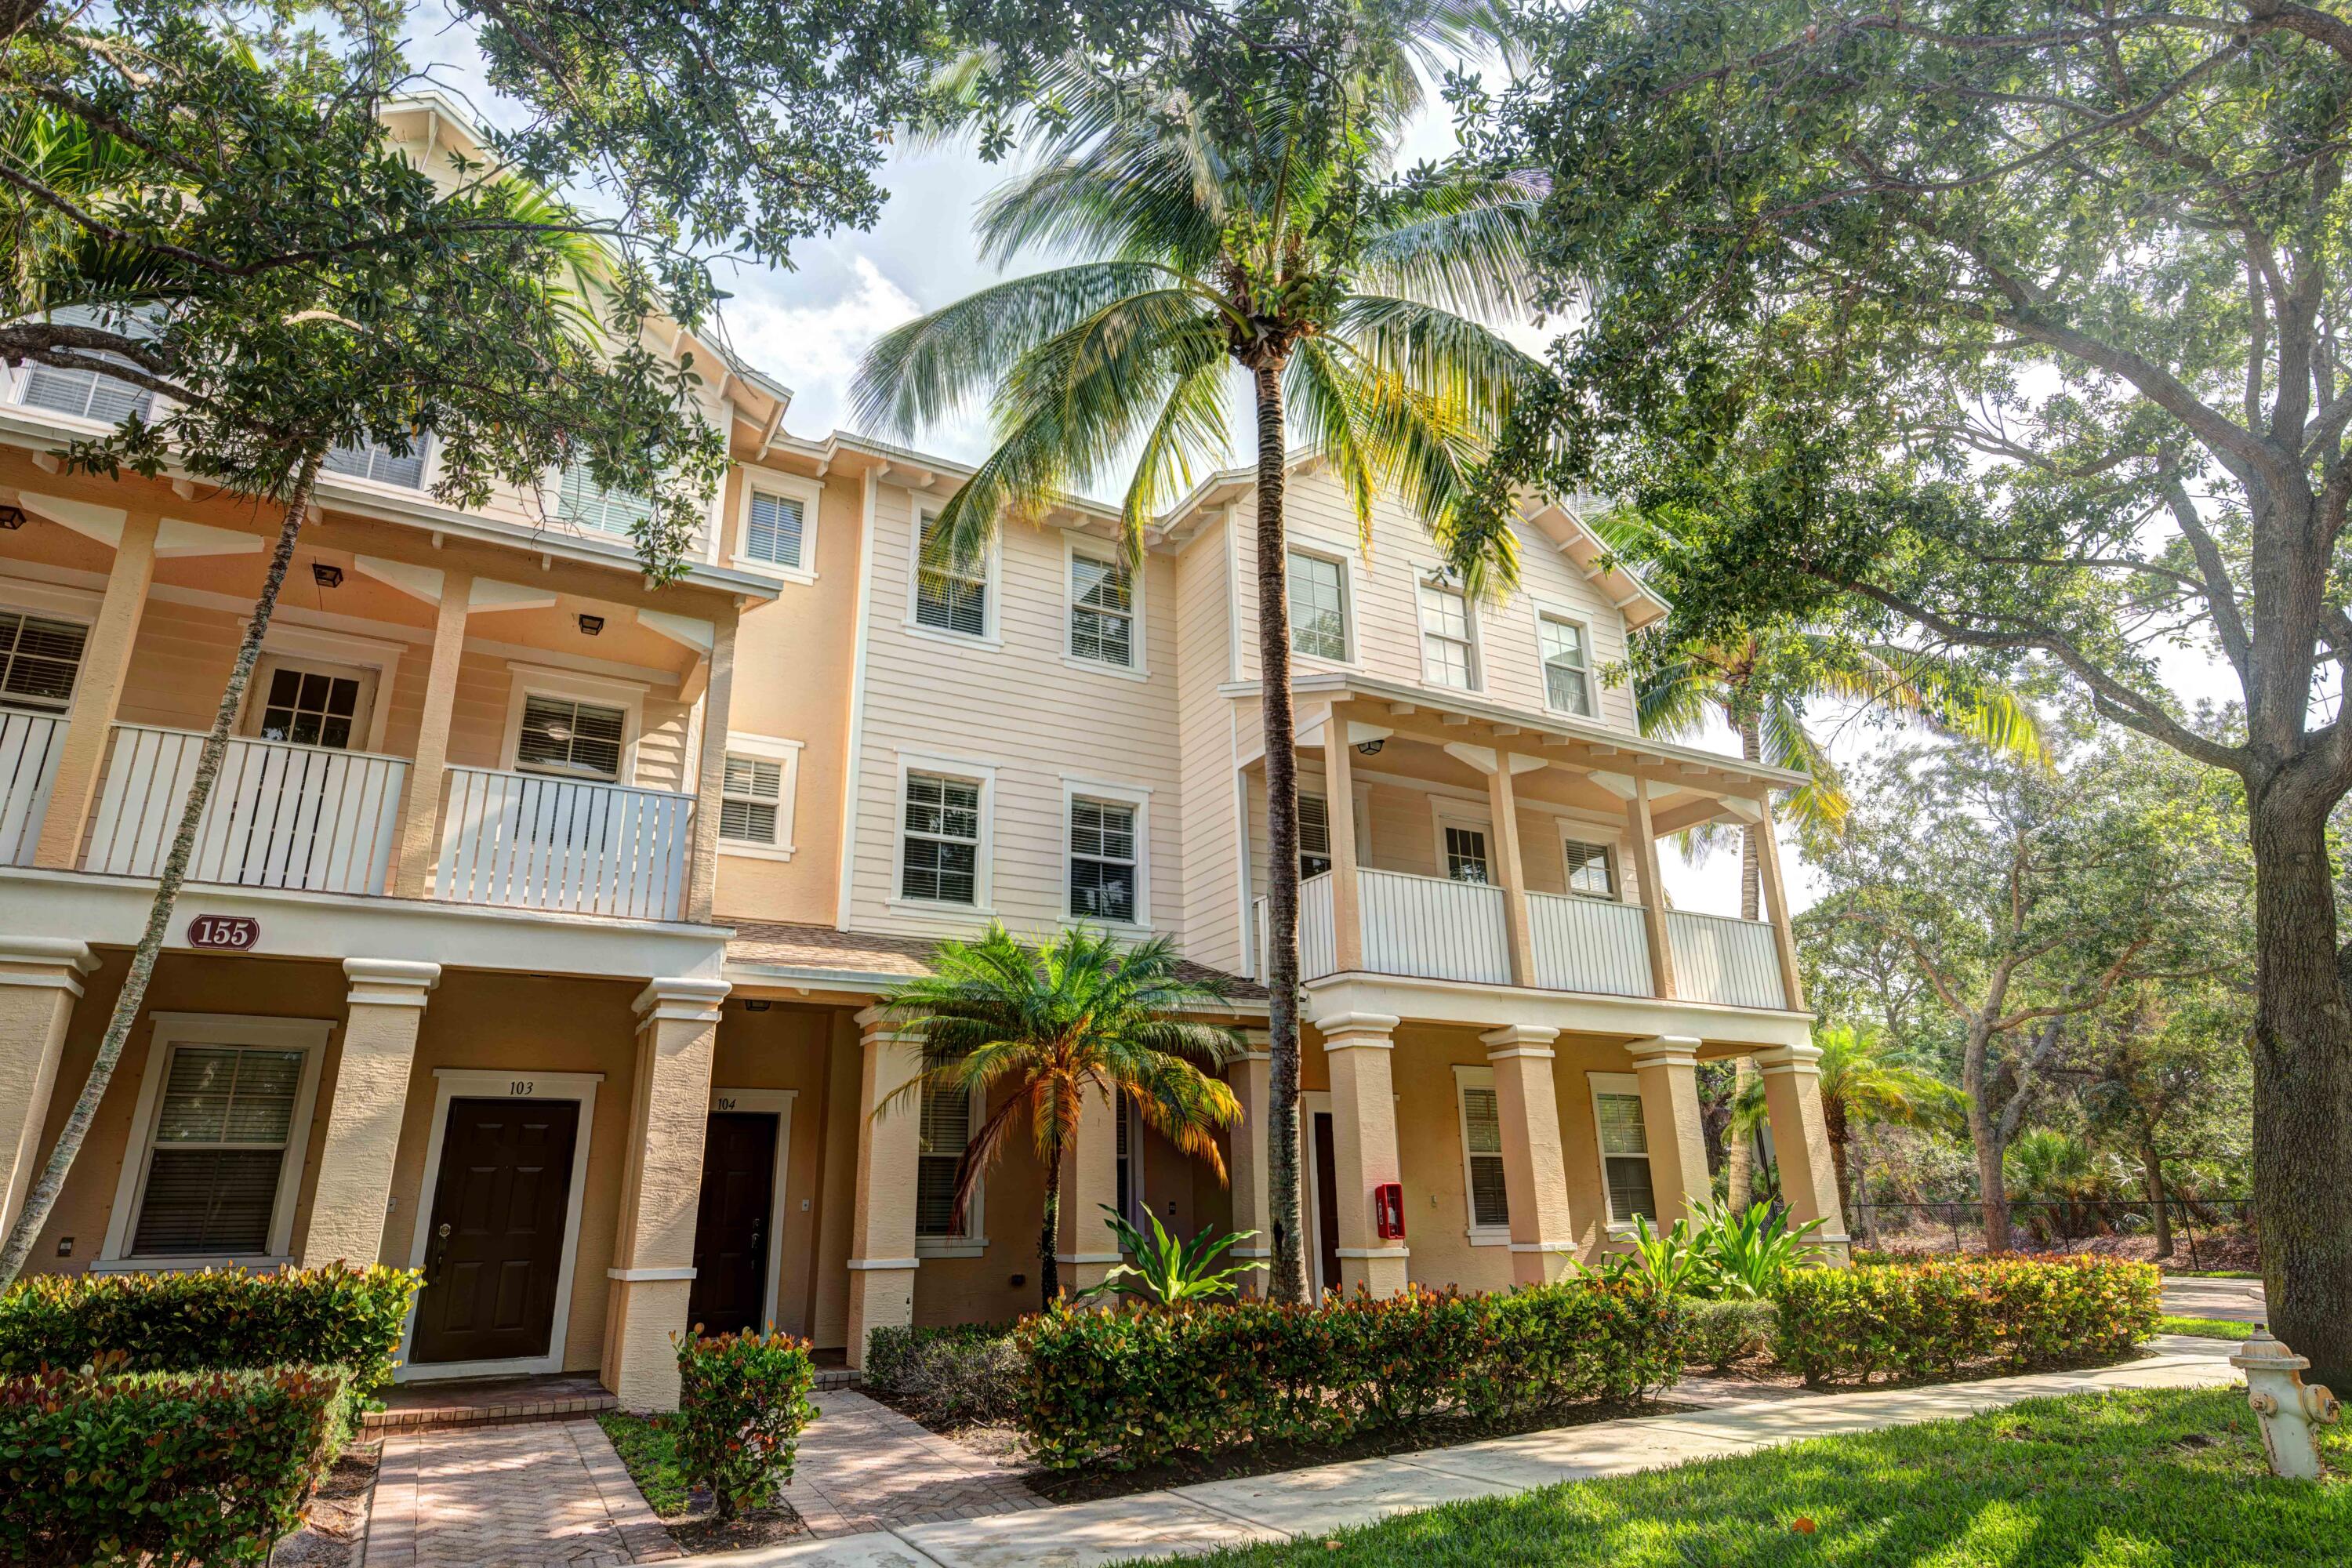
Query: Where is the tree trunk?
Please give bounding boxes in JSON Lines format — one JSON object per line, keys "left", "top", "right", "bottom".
{"left": 1824, "top": 1094, "right": 1853, "bottom": 1236}
{"left": 1039, "top": 1156, "right": 1062, "bottom": 1310}
{"left": 0, "top": 452, "right": 321, "bottom": 1288}
{"left": 2245, "top": 787, "right": 2352, "bottom": 1387}
{"left": 2140, "top": 1131, "right": 2173, "bottom": 1260}
{"left": 1848, "top": 1132, "right": 1871, "bottom": 1245}
{"left": 1724, "top": 1057, "right": 1756, "bottom": 1211}
{"left": 1249, "top": 356, "right": 1307, "bottom": 1305}
{"left": 1959, "top": 1015, "right": 2011, "bottom": 1255}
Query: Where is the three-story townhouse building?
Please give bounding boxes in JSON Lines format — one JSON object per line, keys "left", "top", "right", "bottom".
{"left": 0, "top": 97, "right": 1846, "bottom": 1410}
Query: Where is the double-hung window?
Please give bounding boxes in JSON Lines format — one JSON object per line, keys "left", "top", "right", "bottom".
{"left": 1419, "top": 576, "right": 1477, "bottom": 690}
{"left": 129, "top": 1042, "right": 308, "bottom": 1257}
{"left": 1298, "top": 793, "right": 1334, "bottom": 880}
{"left": 902, "top": 772, "right": 982, "bottom": 905}
{"left": 16, "top": 305, "right": 157, "bottom": 426}
{"left": 1563, "top": 838, "right": 1617, "bottom": 898}
{"left": 1068, "top": 797, "right": 1139, "bottom": 924}
{"left": 515, "top": 693, "right": 626, "bottom": 780}
{"left": 1069, "top": 551, "right": 1135, "bottom": 668}
{"left": 1288, "top": 551, "right": 1349, "bottom": 661}
{"left": 721, "top": 755, "right": 786, "bottom": 845}
{"left": 0, "top": 608, "right": 87, "bottom": 710}
{"left": 916, "top": 1084, "right": 975, "bottom": 1240}
{"left": 1592, "top": 1076, "right": 1657, "bottom": 1225}
{"left": 1456, "top": 1068, "right": 1510, "bottom": 1236}
{"left": 557, "top": 460, "right": 656, "bottom": 536}
{"left": 915, "top": 513, "right": 989, "bottom": 637}
{"left": 323, "top": 436, "right": 427, "bottom": 489}
{"left": 1443, "top": 824, "right": 1491, "bottom": 884}
{"left": 742, "top": 488, "right": 808, "bottom": 573}
{"left": 1539, "top": 613, "right": 1597, "bottom": 717}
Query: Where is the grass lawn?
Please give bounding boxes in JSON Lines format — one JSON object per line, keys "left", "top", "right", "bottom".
{"left": 1182, "top": 1388, "right": 2348, "bottom": 1566}
{"left": 2161, "top": 1315, "right": 2256, "bottom": 1341}
{"left": 597, "top": 1411, "right": 690, "bottom": 1516}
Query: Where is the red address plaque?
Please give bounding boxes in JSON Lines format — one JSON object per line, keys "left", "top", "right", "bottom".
{"left": 187, "top": 915, "right": 260, "bottom": 950}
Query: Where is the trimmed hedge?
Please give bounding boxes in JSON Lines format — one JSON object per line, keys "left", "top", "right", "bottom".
{"left": 0, "top": 1264, "right": 419, "bottom": 1403}
{"left": 1679, "top": 1298, "right": 1777, "bottom": 1371}
{"left": 0, "top": 1359, "right": 351, "bottom": 1566}
{"left": 1771, "top": 1256, "right": 2161, "bottom": 1386}
{"left": 1018, "top": 1281, "right": 1684, "bottom": 1470}
{"left": 673, "top": 1330, "right": 818, "bottom": 1521}
{"left": 864, "top": 1319, "right": 1017, "bottom": 1391}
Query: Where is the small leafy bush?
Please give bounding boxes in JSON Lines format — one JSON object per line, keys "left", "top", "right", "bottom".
{"left": 879, "top": 1330, "right": 1023, "bottom": 1427}
{"left": 672, "top": 1330, "right": 818, "bottom": 1520}
{"left": 1772, "top": 1256, "right": 2161, "bottom": 1386}
{"left": 865, "top": 1319, "right": 1015, "bottom": 1389}
{"left": 0, "top": 1264, "right": 419, "bottom": 1403}
{"left": 1080, "top": 1207, "right": 1258, "bottom": 1305}
{"left": 1018, "top": 1280, "right": 1683, "bottom": 1470}
{"left": 1680, "top": 1298, "right": 1778, "bottom": 1370}
{"left": 0, "top": 1359, "right": 351, "bottom": 1566}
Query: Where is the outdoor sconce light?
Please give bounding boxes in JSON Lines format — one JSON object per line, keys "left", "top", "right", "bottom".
{"left": 741, "top": 998, "right": 771, "bottom": 1011}
{"left": 1356, "top": 739, "right": 1385, "bottom": 756}
{"left": 578, "top": 613, "right": 606, "bottom": 636}
{"left": 0, "top": 503, "right": 27, "bottom": 529}
{"left": 2233, "top": 1327, "right": 2341, "bottom": 1479}
{"left": 310, "top": 563, "right": 343, "bottom": 589}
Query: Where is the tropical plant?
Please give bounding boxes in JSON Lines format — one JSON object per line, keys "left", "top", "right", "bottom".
{"left": 1080, "top": 1207, "right": 1260, "bottom": 1305}
{"left": 1730, "top": 1022, "right": 1965, "bottom": 1246}
{"left": 877, "top": 926, "right": 1243, "bottom": 1307}
{"left": 1608, "top": 1215, "right": 1706, "bottom": 1298}
{"left": 2004, "top": 1130, "right": 2134, "bottom": 1247}
{"left": 852, "top": 9, "right": 1535, "bottom": 1303}
{"left": 1683, "top": 1198, "right": 1826, "bottom": 1300}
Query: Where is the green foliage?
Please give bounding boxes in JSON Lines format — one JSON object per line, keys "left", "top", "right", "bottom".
{"left": 1770, "top": 1258, "right": 2161, "bottom": 1387}
{"left": 1678, "top": 1298, "right": 1778, "bottom": 1372}
{"left": 863, "top": 1322, "right": 1024, "bottom": 1426}
{"left": 670, "top": 1330, "right": 818, "bottom": 1522}
{"left": 0, "top": 1264, "right": 419, "bottom": 1404}
{"left": 595, "top": 1411, "right": 692, "bottom": 1517}
{"left": 1017, "top": 1281, "right": 1685, "bottom": 1469}
{"left": 864, "top": 1319, "right": 1018, "bottom": 1390}
{"left": 2159, "top": 1316, "right": 2256, "bottom": 1343}
{"left": 1683, "top": 1200, "right": 1827, "bottom": 1300}
{"left": 1082, "top": 1207, "right": 1260, "bottom": 1305}
{"left": 0, "top": 1359, "right": 351, "bottom": 1566}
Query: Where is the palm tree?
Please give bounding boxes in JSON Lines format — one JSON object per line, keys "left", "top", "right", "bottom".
{"left": 877, "top": 925, "right": 1245, "bottom": 1308}
{"left": 852, "top": 22, "right": 1537, "bottom": 1303}
{"left": 1732, "top": 1021, "right": 1961, "bottom": 1239}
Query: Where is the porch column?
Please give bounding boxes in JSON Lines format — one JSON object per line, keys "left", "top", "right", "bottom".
{"left": 1757, "top": 1042, "right": 1849, "bottom": 1258}
{"left": 1225, "top": 1033, "right": 1273, "bottom": 1286}
{"left": 1485, "top": 763, "right": 1537, "bottom": 987}
{"left": 601, "top": 975, "right": 728, "bottom": 1410}
{"left": 1627, "top": 789, "right": 1677, "bottom": 999}
{"left": 1479, "top": 1025, "right": 1577, "bottom": 1284}
{"left": 1626, "top": 1035, "right": 1712, "bottom": 1223}
{"left": 390, "top": 569, "right": 470, "bottom": 898}
{"left": 34, "top": 510, "right": 159, "bottom": 869}
{"left": 684, "top": 602, "right": 739, "bottom": 924}
{"left": 1054, "top": 1081, "right": 1122, "bottom": 1295}
{"left": 1751, "top": 797, "right": 1808, "bottom": 1011}
{"left": 1321, "top": 1011, "right": 1406, "bottom": 1295}
{"left": 299, "top": 960, "right": 438, "bottom": 1266}
{"left": 844, "top": 1006, "right": 924, "bottom": 1370}
{"left": 0, "top": 938, "right": 97, "bottom": 1232}
{"left": 1320, "top": 704, "right": 1363, "bottom": 972}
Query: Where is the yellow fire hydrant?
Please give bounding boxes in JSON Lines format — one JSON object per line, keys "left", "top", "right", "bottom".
{"left": 2230, "top": 1327, "right": 2341, "bottom": 1481}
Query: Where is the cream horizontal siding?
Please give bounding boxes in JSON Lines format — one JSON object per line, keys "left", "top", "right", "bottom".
{"left": 1174, "top": 514, "right": 1246, "bottom": 974}
{"left": 849, "top": 482, "right": 1187, "bottom": 945}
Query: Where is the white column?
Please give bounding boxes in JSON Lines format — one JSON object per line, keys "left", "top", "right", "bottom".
{"left": 844, "top": 1006, "right": 924, "bottom": 1370}
{"left": 1225, "top": 1033, "right": 1273, "bottom": 1284}
{"left": 0, "top": 938, "right": 97, "bottom": 1232}
{"left": 1480, "top": 1025, "right": 1577, "bottom": 1283}
{"left": 1626, "top": 1035, "right": 1712, "bottom": 1224}
{"left": 1321, "top": 1011, "right": 1407, "bottom": 1295}
{"left": 300, "top": 959, "right": 438, "bottom": 1266}
{"left": 1758, "top": 1041, "right": 1849, "bottom": 1259}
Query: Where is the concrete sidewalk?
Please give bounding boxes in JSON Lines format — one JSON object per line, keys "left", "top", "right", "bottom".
{"left": 724, "top": 1340, "right": 2239, "bottom": 1567}
{"left": 2163, "top": 1276, "right": 2267, "bottom": 1323}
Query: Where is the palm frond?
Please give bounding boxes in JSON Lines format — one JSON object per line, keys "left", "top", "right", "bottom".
{"left": 1354, "top": 172, "right": 1544, "bottom": 321}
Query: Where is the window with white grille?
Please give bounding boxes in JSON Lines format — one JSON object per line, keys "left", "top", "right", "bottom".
{"left": 1563, "top": 838, "right": 1617, "bottom": 898}
{"left": 1288, "top": 551, "right": 1348, "bottom": 661}
{"left": 915, "top": 513, "right": 989, "bottom": 637}
{"left": 902, "top": 772, "right": 982, "bottom": 904}
{"left": 1540, "top": 613, "right": 1596, "bottom": 717}
{"left": 742, "top": 488, "right": 807, "bottom": 571}
{"left": 323, "top": 436, "right": 426, "bottom": 489}
{"left": 1457, "top": 1071, "right": 1510, "bottom": 1232}
{"left": 556, "top": 461, "right": 655, "bottom": 536}
{"left": 1444, "top": 824, "right": 1490, "bottom": 884}
{"left": 130, "top": 1045, "right": 306, "bottom": 1257}
{"left": 1298, "top": 793, "right": 1333, "bottom": 880}
{"left": 0, "top": 609, "right": 86, "bottom": 710}
{"left": 1592, "top": 1079, "right": 1657, "bottom": 1225}
{"left": 916, "top": 1083, "right": 975, "bottom": 1238}
{"left": 515, "top": 693, "right": 626, "bottom": 780}
{"left": 249, "top": 660, "right": 371, "bottom": 750}
{"left": 721, "top": 755, "right": 784, "bottom": 845}
{"left": 1419, "top": 576, "right": 1477, "bottom": 690}
{"left": 1069, "top": 797, "right": 1139, "bottom": 924}
{"left": 1069, "top": 551, "right": 1135, "bottom": 668}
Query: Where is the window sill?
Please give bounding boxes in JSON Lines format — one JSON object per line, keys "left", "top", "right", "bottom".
{"left": 720, "top": 840, "right": 797, "bottom": 863}
{"left": 1465, "top": 1228, "right": 1512, "bottom": 1247}
{"left": 1062, "top": 653, "right": 1151, "bottom": 683}
{"left": 730, "top": 556, "right": 818, "bottom": 585}
{"left": 90, "top": 1254, "right": 292, "bottom": 1274}
{"left": 1064, "top": 913, "right": 1152, "bottom": 936}
{"left": 887, "top": 897, "right": 998, "bottom": 918}
{"left": 916, "top": 1238, "right": 989, "bottom": 1259}
{"left": 899, "top": 619, "right": 1003, "bottom": 652}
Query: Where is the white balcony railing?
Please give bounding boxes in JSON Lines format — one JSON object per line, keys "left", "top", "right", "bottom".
{"left": 85, "top": 724, "right": 407, "bottom": 895}
{"left": 1, "top": 708, "right": 67, "bottom": 866}
{"left": 1358, "top": 867, "right": 1512, "bottom": 985}
{"left": 433, "top": 766, "right": 692, "bottom": 921}
{"left": 1528, "top": 891, "right": 1653, "bottom": 996}
{"left": 1667, "top": 909, "right": 1788, "bottom": 1010}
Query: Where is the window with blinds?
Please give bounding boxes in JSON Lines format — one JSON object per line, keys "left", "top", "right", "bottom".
{"left": 16, "top": 305, "right": 157, "bottom": 426}
{"left": 1594, "top": 1088, "right": 1657, "bottom": 1224}
{"left": 556, "top": 461, "right": 656, "bottom": 536}
{"left": 130, "top": 1046, "right": 305, "bottom": 1256}
{"left": 720, "top": 753, "right": 785, "bottom": 845}
{"left": 916, "top": 1084, "right": 973, "bottom": 1237}
{"left": 1458, "top": 1078, "right": 1510, "bottom": 1231}
{"left": 915, "top": 514, "right": 989, "bottom": 637}
{"left": 1069, "top": 552, "right": 1134, "bottom": 667}
{"left": 1540, "top": 613, "right": 1597, "bottom": 717}
{"left": 1068, "top": 798, "right": 1138, "bottom": 923}
{"left": 0, "top": 609, "right": 87, "bottom": 710}
{"left": 743, "top": 489, "right": 806, "bottom": 570}
{"left": 1564, "top": 839, "right": 1617, "bottom": 898}
{"left": 515, "top": 693, "right": 626, "bottom": 779}
{"left": 1419, "top": 578, "right": 1477, "bottom": 690}
{"left": 323, "top": 436, "right": 427, "bottom": 489}
{"left": 1288, "top": 551, "right": 1348, "bottom": 660}
{"left": 1115, "top": 1098, "right": 1134, "bottom": 1224}
{"left": 1298, "top": 793, "right": 1333, "bottom": 880}
{"left": 902, "top": 773, "right": 981, "bottom": 903}
{"left": 1444, "top": 825, "right": 1491, "bottom": 884}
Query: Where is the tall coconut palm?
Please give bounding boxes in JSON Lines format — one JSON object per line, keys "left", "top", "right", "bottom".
{"left": 852, "top": 27, "right": 1538, "bottom": 1303}
{"left": 1732, "top": 1020, "right": 1962, "bottom": 1237}
{"left": 877, "top": 925, "right": 1244, "bottom": 1308}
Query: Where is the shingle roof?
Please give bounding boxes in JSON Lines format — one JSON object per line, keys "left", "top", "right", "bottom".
{"left": 720, "top": 919, "right": 1269, "bottom": 1001}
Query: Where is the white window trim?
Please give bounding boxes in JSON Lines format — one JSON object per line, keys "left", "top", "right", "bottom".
{"left": 1285, "top": 544, "right": 1358, "bottom": 669}
{"left": 1062, "top": 532, "right": 1149, "bottom": 680}
{"left": 1531, "top": 601, "right": 1600, "bottom": 720}
{"left": 889, "top": 750, "right": 997, "bottom": 915}
{"left": 1589, "top": 1070, "right": 1653, "bottom": 1235}
{"left": 708, "top": 1085, "right": 797, "bottom": 1330}
{"left": 241, "top": 653, "right": 383, "bottom": 758}
{"left": 1559, "top": 828, "right": 1622, "bottom": 902}
{"left": 0, "top": 577, "right": 100, "bottom": 715}
{"left": 499, "top": 662, "right": 648, "bottom": 781}
{"left": 902, "top": 505, "right": 1002, "bottom": 648}
{"left": 249, "top": 623, "right": 407, "bottom": 753}
{"left": 1416, "top": 568, "right": 1483, "bottom": 693}
{"left": 717, "top": 732, "right": 803, "bottom": 862}
{"left": 96, "top": 1012, "right": 334, "bottom": 1270}
{"left": 394, "top": 1067, "right": 603, "bottom": 1381}
{"left": 1061, "top": 775, "right": 1153, "bottom": 931}
{"left": 733, "top": 470, "right": 822, "bottom": 583}
{"left": 324, "top": 431, "right": 435, "bottom": 494}
{"left": 916, "top": 1079, "right": 989, "bottom": 1258}
{"left": 1453, "top": 1063, "right": 1510, "bottom": 1246}
{"left": 1428, "top": 800, "right": 1496, "bottom": 884}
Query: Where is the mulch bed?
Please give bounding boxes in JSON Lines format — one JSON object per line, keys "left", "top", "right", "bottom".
{"left": 660, "top": 1498, "right": 804, "bottom": 1555}
{"left": 271, "top": 1438, "right": 383, "bottom": 1568}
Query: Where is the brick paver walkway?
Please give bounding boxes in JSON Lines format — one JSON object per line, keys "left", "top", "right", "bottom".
{"left": 783, "top": 1389, "right": 1043, "bottom": 1536}
{"left": 365, "top": 1418, "right": 682, "bottom": 1568}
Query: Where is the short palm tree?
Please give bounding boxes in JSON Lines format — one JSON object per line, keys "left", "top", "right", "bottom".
{"left": 1732, "top": 1021, "right": 1962, "bottom": 1234}
{"left": 853, "top": 24, "right": 1538, "bottom": 1303}
{"left": 877, "top": 925, "right": 1245, "bottom": 1308}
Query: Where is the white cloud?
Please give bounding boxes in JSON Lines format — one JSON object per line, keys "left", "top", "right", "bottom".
{"left": 716, "top": 256, "right": 927, "bottom": 445}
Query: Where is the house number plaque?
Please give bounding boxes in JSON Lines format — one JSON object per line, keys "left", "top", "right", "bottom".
{"left": 186, "top": 915, "right": 260, "bottom": 950}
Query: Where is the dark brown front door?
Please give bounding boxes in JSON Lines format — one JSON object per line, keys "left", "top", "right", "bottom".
{"left": 1312, "top": 1112, "right": 1341, "bottom": 1297}
{"left": 410, "top": 1097, "right": 579, "bottom": 1365}
{"left": 688, "top": 1111, "right": 777, "bottom": 1337}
